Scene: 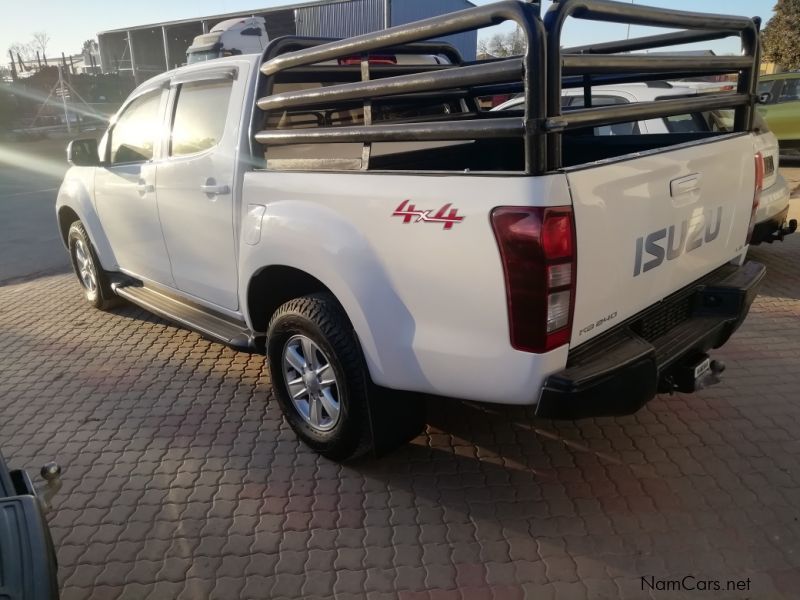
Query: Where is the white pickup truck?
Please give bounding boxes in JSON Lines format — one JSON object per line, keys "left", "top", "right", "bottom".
{"left": 57, "top": 0, "right": 767, "bottom": 460}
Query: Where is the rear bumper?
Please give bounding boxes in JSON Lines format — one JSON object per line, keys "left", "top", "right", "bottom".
{"left": 536, "top": 261, "right": 766, "bottom": 420}
{"left": 750, "top": 205, "right": 797, "bottom": 245}
{"left": 778, "top": 139, "right": 800, "bottom": 155}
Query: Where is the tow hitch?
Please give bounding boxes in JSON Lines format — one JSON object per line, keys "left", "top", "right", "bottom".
{"left": 662, "top": 354, "right": 726, "bottom": 394}
{"left": 763, "top": 218, "right": 798, "bottom": 244}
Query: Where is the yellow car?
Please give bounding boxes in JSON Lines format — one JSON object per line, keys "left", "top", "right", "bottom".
{"left": 757, "top": 73, "right": 800, "bottom": 156}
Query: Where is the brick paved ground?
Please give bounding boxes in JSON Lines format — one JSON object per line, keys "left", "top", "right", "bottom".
{"left": 2, "top": 217, "right": 800, "bottom": 599}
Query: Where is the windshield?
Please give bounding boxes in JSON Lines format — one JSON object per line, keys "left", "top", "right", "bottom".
{"left": 187, "top": 49, "right": 221, "bottom": 64}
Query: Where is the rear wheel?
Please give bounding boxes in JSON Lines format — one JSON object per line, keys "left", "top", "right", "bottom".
{"left": 67, "top": 221, "right": 116, "bottom": 310}
{"left": 267, "top": 293, "right": 373, "bottom": 461}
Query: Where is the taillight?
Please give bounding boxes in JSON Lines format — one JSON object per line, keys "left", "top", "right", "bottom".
{"left": 491, "top": 206, "right": 576, "bottom": 353}
{"left": 747, "top": 152, "right": 765, "bottom": 244}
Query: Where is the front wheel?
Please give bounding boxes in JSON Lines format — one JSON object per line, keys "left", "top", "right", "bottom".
{"left": 266, "top": 294, "right": 374, "bottom": 461}
{"left": 67, "top": 221, "right": 116, "bottom": 310}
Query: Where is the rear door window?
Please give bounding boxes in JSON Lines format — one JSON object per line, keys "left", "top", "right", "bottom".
{"left": 653, "top": 95, "right": 713, "bottom": 134}
{"left": 662, "top": 112, "right": 710, "bottom": 133}
{"left": 170, "top": 79, "right": 233, "bottom": 157}
{"left": 565, "top": 95, "right": 640, "bottom": 135}
{"left": 777, "top": 78, "right": 800, "bottom": 104}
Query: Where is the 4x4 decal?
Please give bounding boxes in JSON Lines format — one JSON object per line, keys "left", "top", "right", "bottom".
{"left": 392, "top": 200, "right": 464, "bottom": 230}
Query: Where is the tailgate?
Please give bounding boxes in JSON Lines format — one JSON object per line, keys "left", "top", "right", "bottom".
{"left": 568, "top": 134, "right": 756, "bottom": 347}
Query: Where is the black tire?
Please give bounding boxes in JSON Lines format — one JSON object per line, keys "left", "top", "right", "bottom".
{"left": 67, "top": 221, "right": 117, "bottom": 310}
{"left": 267, "top": 293, "right": 374, "bottom": 461}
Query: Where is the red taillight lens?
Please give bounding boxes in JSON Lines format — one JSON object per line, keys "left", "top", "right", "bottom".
{"left": 542, "top": 213, "right": 574, "bottom": 259}
{"left": 747, "top": 152, "right": 765, "bottom": 244}
{"left": 491, "top": 206, "right": 576, "bottom": 353}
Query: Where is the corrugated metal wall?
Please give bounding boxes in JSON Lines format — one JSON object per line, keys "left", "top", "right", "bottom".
{"left": 295, "top": 0, "right": 478, "bottom": 61}
{"left": 390, "top": 0, "right": 477, "bottom": 60}
{"left": 295, "top": 0, "right": 386, "bottom": 39}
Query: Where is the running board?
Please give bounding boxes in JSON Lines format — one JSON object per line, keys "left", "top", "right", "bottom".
{"left": 111, "top": 283, "right": 257, "bottom": 351}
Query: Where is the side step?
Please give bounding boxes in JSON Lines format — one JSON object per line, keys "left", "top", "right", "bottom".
{"left": 111, "top": 283, "right": 257, "bottom": 351}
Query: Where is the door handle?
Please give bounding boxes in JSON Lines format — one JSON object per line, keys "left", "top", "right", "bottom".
{"left": 200, "top": 179, "right": 230, "bottom": 196}
{"left": 136, "top": 182, "right": 154, "bottom": 194}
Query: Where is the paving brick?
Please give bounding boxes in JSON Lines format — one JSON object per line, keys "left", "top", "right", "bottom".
{"left": 3, "top": 233, "right": 800, "bottom": 600}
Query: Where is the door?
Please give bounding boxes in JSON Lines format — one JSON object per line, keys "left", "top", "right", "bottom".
{"left": 155, "top": 72, "right": 240, "bottom": 309}
{"left": 94, "top": 88, "right": 174, "bottom": 285}
{"left": 759, "top": 77, "right": 800, "bottom": 144}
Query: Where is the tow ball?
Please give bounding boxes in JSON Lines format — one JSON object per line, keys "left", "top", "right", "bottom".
{"left": 661, "top": 354, "right": 726, "bottom": 394}
{"left": 38, "top": 461, "right": 63, "bottom": 513}
{"left": 764, "top": 219, "right": 798, "bottom": 244}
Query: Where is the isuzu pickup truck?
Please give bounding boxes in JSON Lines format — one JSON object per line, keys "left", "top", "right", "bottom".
{"left": 57, "top": 0, "right": 767, "bottom": 460}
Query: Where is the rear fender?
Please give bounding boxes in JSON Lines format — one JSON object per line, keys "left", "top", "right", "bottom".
{"left": 239, "top": 200, "right": 428, "bottom": 388}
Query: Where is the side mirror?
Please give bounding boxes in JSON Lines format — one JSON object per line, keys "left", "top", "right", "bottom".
{"left": 758, "top": 92, "right": 773, "bottom": 105}
{"left": 66, "top": 138, "right": 100, "bottom": 166}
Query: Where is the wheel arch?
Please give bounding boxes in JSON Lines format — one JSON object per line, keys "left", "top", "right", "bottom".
{"left": 55, "top": 175, "right": 118, "bottom": 271}
{"left": 57, "top": 206, "right": 81, "bottom": 247}
{"left": 247, "top": 265, "right": 336, "bottom": 334}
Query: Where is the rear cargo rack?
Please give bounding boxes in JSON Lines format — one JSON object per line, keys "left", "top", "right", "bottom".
{"left": 254, "top": 0, "right": 760, "bottom": 175}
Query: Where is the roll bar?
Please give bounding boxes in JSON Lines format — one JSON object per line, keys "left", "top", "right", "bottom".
{"left": 254, "top": 0, "right": 761, "bottom": 175}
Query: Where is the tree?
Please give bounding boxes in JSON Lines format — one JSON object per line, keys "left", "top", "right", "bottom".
{"left": 31, "top": 31, "right": 51, "bottom": 57}
{"left": 762, "top": 0, "right": 800, "bottom": 71}
{"left": 8, "top": 41, "right": 34, "bottom": 62}
{"left": 82, "top": 39, "right": 99, "bottom": 55}
{"left": 478, "top": 27, "right": 526, "bottom": 58}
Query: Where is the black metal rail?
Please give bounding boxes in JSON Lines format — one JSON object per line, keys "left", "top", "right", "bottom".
{"left": 257, "top": 59, "right": 523, "bottom": 112}
{"left": 254, "top": 0, "right": 760, "bottom": 175}
{"left": 544, "top": 93, "right": 751, "bottom": 132}
{"left": 544, "top": 0, "right": 760, "bottom": 170}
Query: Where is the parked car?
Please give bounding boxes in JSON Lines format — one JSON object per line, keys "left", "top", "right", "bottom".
{"left": 496, "top": 82, "right": 795, "bottom": 245}
{"left": 57, "top": 1, "right": 766, "bottom": 460}
{"left": 757, "top": 72, "right": 800, "bottom": 157}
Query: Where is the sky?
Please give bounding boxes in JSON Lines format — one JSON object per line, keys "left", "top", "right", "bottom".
{"left": 1, "top": 0, "right": 778, "bottom": 59}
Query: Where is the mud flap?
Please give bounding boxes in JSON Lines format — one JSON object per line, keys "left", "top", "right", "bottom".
{"left": 365, "top": 386, "right": 427, "bottom": 458}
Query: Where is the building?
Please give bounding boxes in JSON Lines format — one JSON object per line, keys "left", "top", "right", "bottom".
{"left": 98, "top": 0, "right": 477, "bottom": 84}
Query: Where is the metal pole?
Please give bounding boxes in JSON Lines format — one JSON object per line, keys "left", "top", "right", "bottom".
{"left": 58, "top": 65, "right": 71, "bottom": 134}
{"left": 127, "top": 31, "right": 139, "bottom": 85}
{"left": 162, "top": 26, "right": 170, "bottom": 71}
{"left": 626, "top": 0, "right": 634, "bottom": 40}
{"left": 8, "top": 50, "right": 17, "bottom": 80}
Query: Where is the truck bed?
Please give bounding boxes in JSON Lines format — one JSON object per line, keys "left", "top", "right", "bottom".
{"left": 366, "top": 132, "right": 720, "bottom": 172}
